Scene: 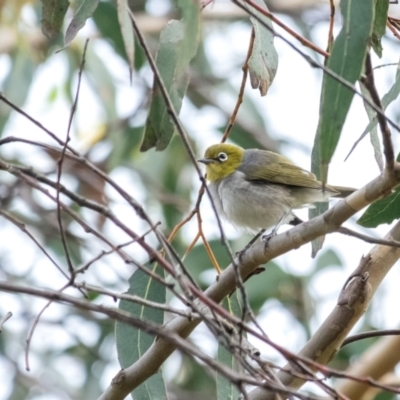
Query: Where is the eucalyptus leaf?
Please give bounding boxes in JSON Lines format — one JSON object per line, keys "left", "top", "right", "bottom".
{"left": 317, "top": 0, "right": 374, "bottom": 183}
{"left": 358, "top": 187, "right": 400, "bottom": 227}
{"left": 117, "top": 0, "right": 135, "bottom": 73}
{"left": 360, "top": 82, "right": 384, "bottom": 172}
{"left": 245, "top": 0, "right": 278, "bottom": 96}
{"left": 141, "top": 0, "right": 200, "bottom": 151}
{"left": 0, "top": 50, "right": 36, "bottom": 136}
{"left": 216, "top": 294, "right": 242, "bottom": 400}
{"left": 371, "top": 0, "right": 389, "bottom": 58}
{"left": 65, "top": 0, "right": 100, "bottom": 46}
{"left": 348, "top": 60, "right": 400, "bottom": 160}
{"left": 310, "top": 126, "right": 328, "bottom": 257}
{"left": 40, "top": 0, "right": 69, "bottom": 39}
{"left": 116, "top": 264, "right": 167, "bottom": 399}
{"left": 358, "top": 153, "right": 400, "bottom": 228}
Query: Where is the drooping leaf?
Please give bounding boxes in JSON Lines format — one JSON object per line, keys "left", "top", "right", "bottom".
{"left": 116, "top": 264, "right": 167, "bottom": 399}
{"left": 216, "top": 294, "right": 242, "bottom": 400}
{"left": 117, "top": 0, "right": 135, "bottom": 73}
{"left": 358, "top": 186, "right": 400, "bottom": 227}
{"left": 358, "top": 151, "right": 400, "bottom": 227}
{"left": 310, "top": 126, "right": 328, "bottom": 257}
{"left": 244, "top": 261, "right": 291, "bottom": 312}
{"left": 371, "top": 0, "right": 389, "bottom": 58}
{"left": 92, "top": 2, "right": 126, "bottom": 60}
{"left": 245, "top": 0, "right": 278, "bottom": 96}
{"left": 0, "top": 50, "right": 36, "bottom": 136}
{"left": 360, "top": 82, "right": 384, "bottom": 172}
{"left": 317, "top": 0, "right": 374, "bottom": 183}
{"left": 40, "top": 0, "right": 70, "bottom": 39}
{"left": 140, "top": 0, "right": 200, "bottom": 151}
{"left": 358, "top": 154, "right": 400, "bottom": 227}
{"left": 65, "top": 0, "right": 100, "bottom": 46}
{"left": 347, "top": 61, "right": 400, "bottom": 160}
{"left": 314, "top": 248, "right": 343, "bottom": 272}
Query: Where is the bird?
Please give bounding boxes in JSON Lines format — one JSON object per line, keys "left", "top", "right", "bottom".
{"left": 198, "top": 143, "right": 354, "bottom": 233}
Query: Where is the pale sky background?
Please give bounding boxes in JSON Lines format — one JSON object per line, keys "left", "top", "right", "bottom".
{"left": 1, "top": 1, "right": 400, "bottom": 399}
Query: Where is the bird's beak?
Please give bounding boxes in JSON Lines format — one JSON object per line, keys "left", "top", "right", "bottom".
{"left": 197, "top": 157, "right": 214, "bottom": 165}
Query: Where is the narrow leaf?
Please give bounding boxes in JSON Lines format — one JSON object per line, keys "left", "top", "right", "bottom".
{"left": 358, "top": 153, "right": 400, "bottom": 227}
{"left": 318, "top": 0, "right": 374, "bottom": 183}
{"left": 371, "top": 0, "right": 389, "bottom": 58}
{"left": 65, "top": 0, "right": 100, "bottom": 46}
{"left": 216, "top": 294, "right": 242, "bottom": 400}
{"left": 245, "top": 0, "right": 278, "bottom": 96}
{"left": 117, "top": 0, "right": 135, "bottom": 73}
{"left": 347, "top": 60, "right": 400, "bottom": 159}
{"left": 41, "top": 0, "right": 70, "bottom": 39}
{"left": 141, "top": 0, "right": 200, "bottom": 151}
{"left": 116, "top": 264, "right": 167, "bottom": 399}
{"left": 0, "top": 50, "right": 36, "bottom": 136}
{"left": 358, "top": 187, "right": 400, "bottom": 227}
{"left": 310, "top": 126, "right": 328, "bottom": 257}
{"left": 360, "top": 82, "right": 384, "bottom": 172}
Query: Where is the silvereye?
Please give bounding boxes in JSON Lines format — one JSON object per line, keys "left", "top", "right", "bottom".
{"left": 198, "top": 143, "right": 354, "bottom": 232}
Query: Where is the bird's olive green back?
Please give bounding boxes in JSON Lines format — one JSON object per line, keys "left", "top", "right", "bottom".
{"left": 240, "top": 149, "right": 325, "bottom": 189}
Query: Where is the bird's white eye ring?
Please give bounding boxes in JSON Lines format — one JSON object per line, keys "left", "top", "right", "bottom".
{"left": 218, "top": 152, "right": 228, "bottom": 162}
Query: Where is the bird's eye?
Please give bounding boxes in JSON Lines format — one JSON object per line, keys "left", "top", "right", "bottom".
{"left": 217, "top": 152, "right": 228, "bottom": 162}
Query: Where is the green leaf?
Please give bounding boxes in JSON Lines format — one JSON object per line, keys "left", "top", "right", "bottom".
{"left": 183, "top": 239, "right": 232, "bottom": 287}
{"left": 245, "top": 0, "right": 278, "bottom": 96}
{"left": 244, "top": 261, "right": 290, "bottom": 312}
{"left": 358, "top": 187, "right": 400, "bottom": 227}
{"left": 314, "top": 248, "right": 343, "bottom": 272}
{"left": 116, "top": 263, "right": 167, "bottom": 399}
{"left": 310, "top": 125, "right": 328, "bottom": 256}
{"left": 117, "top": 0, "right": 135, "bottom": 72}
{"left": 40, "top": 0, "right": 70, "bottom": 40}
{"left": 92, "top": 2, "right": 126, "bottom": 60}
{"left": 216, "top": 295, "right": 242, "bottom": 400}
{"left": 0, "top": 50, "right": 36, "bottom": 136}
{"left": 65, "top": 0, "right": 100, "bottom": 46}
{"left": 371, "top": 0, "right": 389, "bottom": 58}
{"left": 318, "top": 0, "right": 374, "bottom": 182}
{"left": 358, "top": 152, "right": 400, "bottom": 227}
{"left": 350, "top": 62, "right": 400, "bottom": 158}
{"left": 360, "top": 82, "right": 384, "bottom": 172}
{"left": 140, "top": 0, "right": 200, "bottom": 151}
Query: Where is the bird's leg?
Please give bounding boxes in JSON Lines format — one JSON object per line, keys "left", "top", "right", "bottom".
{"left": 262, "top": 212, "right": 303, "bottom": 246}
{"left": 236, "top": 229, "right": 266, "bottom": 261}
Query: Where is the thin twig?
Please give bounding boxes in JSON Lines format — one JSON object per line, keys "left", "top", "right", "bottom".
{"left": 327, "top": 0, "right": 335, "bottom": 53}
{"left": 388, "top": 19, "right": 400, "bottom": 41}
{"left": 0, "top": 312, "right": 12, "bottom": 332}
{"left": 0, "top": 210, "right": 68, "bottom": 280}
{"left": 244, "top": 0, "right": 329, "bottom": 58}
{"left": 55, "top": 40, "right": 89, "bottom": 277}
{"left": 221, "top": 27, "right": 255, "bottom": 142}
{"left": 360, "top": 53, "right": 395, "bottom": 170}
{"left": 198, "top": 209, "right": 222, "bottom": 274}
{"left": 127, "top": 8, "right": 236, "bottom": 268}
{"left": 232, "top": 0, "right": 400, "bottom": 135}
{"left": 337, "top": 226, "right": 400, "bottom": 248}
{"left": 76, "top": 282, "right": 198, "bottom": 319}
{"left": 25, "top": 284, "right": 69, "bottom": 371}
{"left": 341, "top": 329, "right": 400, "bottom": 348}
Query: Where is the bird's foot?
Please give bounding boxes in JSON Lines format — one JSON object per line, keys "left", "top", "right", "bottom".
{"left": 236, "top": 229, "right": 266, "bottom": 261}
{"left": 261, "top": 231, "right": 275, "bottom": 250}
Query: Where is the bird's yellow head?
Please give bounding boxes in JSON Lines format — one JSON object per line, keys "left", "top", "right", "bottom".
{"left": 198, "top": 144, "right": 244, "bottom": 182}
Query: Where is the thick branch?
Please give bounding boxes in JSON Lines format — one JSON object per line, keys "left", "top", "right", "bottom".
{"left": 248, "top": 220, "right": 400, "bottom": 400}
{"left": 99, "top": 163, "right": 400, "bottom": 399}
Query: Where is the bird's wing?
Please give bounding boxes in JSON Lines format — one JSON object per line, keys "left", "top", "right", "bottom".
{"left": 240, "top": 150, "right": 323, "bottom": 189}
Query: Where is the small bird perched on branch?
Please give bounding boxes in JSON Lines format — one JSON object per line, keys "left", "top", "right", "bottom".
{"left": 198, "top": 143, "right": 354, "bottom": 233}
